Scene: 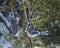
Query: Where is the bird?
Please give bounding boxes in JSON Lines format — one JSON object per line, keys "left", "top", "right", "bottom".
{"left": 25, "top": 22, "right": 49, "bottom": 37}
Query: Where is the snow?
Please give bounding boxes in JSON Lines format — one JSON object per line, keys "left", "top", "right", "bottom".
{"left": 0, "top": 35, "right": 12, "bottom": 48}
{"left": 0, "top": 22, "right": 10, "bottom": 34}
{"left": 15, "top": 31, "right": 20, "bottom": 36}
{"left": 21, "top": 43, "right": 26, "bottom": 48}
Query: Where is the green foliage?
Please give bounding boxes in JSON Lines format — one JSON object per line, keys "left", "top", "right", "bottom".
{"left": 1, "top": 0, "right": 60, "bottom": 48}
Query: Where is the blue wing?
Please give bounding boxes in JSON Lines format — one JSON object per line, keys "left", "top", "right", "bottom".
{"left": 28, "top": 27, "right": 39, "bottom": 35}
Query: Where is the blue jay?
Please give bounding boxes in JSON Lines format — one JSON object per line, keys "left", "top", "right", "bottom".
{"left": 25, "top": 22, "right": 49, "bottom": 37}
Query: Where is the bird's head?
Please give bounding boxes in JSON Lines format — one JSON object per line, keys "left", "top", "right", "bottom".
{"left": 26, "top": 22, "right": 33, "bottom": 28}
